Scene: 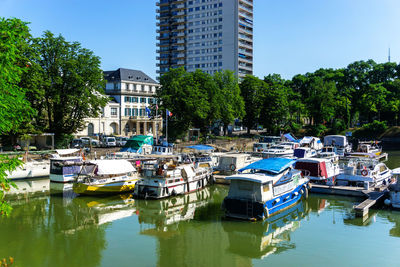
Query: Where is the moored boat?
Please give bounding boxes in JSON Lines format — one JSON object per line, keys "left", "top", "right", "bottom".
{"left": 262, "top": 145, "right": 294, "bottom": 159}
{"left": 387, "top": 168, "right": 400, "bottom": 209}
{"left": 294, "top": 158, "right": 340, "bottom": 185}
{"left": 323, "top": 135, "right": 352, "bottom": 156}
{"left": 337, "top": 158, "right": 392, "bottom": 187}
{"left": 73, "top": 160, "right": 139, "bottom": 195}
{"left": 134, "top": 159, "right": 213, "bottom": 199}
{"left": 293, "top": 147, "right": 317, "bottom": 159}
{"left": 222, "top": 158, "right": 310, "bottom": 220}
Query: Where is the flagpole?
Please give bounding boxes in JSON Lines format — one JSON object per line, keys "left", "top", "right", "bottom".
{"left": 166, "top": 109, "right": 168, "bottom": 143}
{"left": 156, "top": 105, "right": 158, "bottom": 144}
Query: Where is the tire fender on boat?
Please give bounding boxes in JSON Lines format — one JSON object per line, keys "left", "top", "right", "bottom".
{"left": 230, "top": 164, "right": 236, "bottom": 172}
{"left": 264, "top": 206, "right": 269, "bottom": 218}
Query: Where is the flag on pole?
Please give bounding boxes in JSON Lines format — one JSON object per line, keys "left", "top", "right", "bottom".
{"left": 156, "top": 104, "right": 159, "bottom": 110}
{"left": 145, "top": 107, "right": 151, "bottom": 118}
{"left": 166, "top": 109, "right": 173, "bottom": 117}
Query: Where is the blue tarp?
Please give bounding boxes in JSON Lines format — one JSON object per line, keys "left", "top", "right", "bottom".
{"left": 284, "top": 133, "right": 296, "bottom": 142}
{"left": 238, "top": 158, "right": 295, "bottom": 174}
{"left": 186, "top": 145, "right": 214, "bottom": 151}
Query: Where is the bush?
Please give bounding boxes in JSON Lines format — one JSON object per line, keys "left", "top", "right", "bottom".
{"left": 55, "top": 134, "right": 74, "bottom": 148}
{"left": 305, "top": 124, "right": 327, "bottom": 137}
{"left": 353, "top": 120, "right": 388, "bottom": 139}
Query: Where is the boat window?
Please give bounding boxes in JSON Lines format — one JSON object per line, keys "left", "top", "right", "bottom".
{"left": 263, "top": 184, "right": 270, "bottom": 192}
{"left": 238, "top": 181, "right": 253, "bottom": 191}
{"left": 380, "top": 165, "right": 387, "bottom": 172}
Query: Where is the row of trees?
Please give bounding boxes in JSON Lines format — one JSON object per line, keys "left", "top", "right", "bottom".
{"left": 157, "top": 68, "right": 244, "bottom": 139}
{"left": 0, "top": 17, "right": 107, "bottom": 215}
{"left": 159, "top": 60, "right": 400, "bottom": 138}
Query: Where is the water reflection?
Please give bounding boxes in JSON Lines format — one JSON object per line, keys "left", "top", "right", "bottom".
{"left": 222, "top": 200, "right": 309, "bottom": 259}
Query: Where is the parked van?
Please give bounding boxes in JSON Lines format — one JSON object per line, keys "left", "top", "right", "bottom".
{"left": 104, "top": 137, "right": 116, "bottom": 147}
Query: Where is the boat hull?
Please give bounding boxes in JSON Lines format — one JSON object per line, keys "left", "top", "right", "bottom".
{"left": 50, "top": 174, "right": 77, "bottom": 183}
{"left": 73, "top": 179, "right": 139, "bottom": 195}
{"left": 7, "top": 163, "right": 50, "bottom": 180}
{"left": 135, "top": 176, "right": 211, "bottom": 199}
{"left": 224, "top": 183, "right": 308, "bottom": 221}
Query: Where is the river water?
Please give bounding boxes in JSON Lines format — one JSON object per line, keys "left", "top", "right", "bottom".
{"left": 1, "top": 152, "right": 400, "bottom": 267}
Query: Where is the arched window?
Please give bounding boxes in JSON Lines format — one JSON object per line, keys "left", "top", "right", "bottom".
{"left": 87, "top": 123, "right": 94, "bottom": 136}
{"left": 110, "top": 122, "right": 118, "bottom": 135}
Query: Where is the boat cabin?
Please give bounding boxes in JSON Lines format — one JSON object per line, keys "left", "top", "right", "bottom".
{"left": 293, "top": 147, "right": 317, "bottom": 158}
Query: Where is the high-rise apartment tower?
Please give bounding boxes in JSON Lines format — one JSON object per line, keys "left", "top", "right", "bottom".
{"left": 156, "top": 0, "right": 253, "bottom": 79}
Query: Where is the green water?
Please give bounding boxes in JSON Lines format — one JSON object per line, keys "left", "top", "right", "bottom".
{"left": 2, "top": 152, "right": 400, "bottom": 267}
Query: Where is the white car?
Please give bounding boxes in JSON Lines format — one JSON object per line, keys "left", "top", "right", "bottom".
{"left": 116, "top": 137, "right": 128, "bottom": 147}
{"left": 104, "top": 137, "right": 116, "bottom": 147}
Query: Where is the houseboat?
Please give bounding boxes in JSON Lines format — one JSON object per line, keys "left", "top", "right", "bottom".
{"left": 300, "top": 136, "right": 323, "bottom": 151}
{"left": 152, "top": 141, "right": 174, "bottom": 155}
{"left": 50, "top": 156, "right": 83, "bottom": 183}
{"left": 294, "top": 158, "right": 340, "bottom": 185}
{"left": 262, "top": 145, "right": 294, "bottom": 159}
{"left": 293, "top": 147, "right": 317, "bottom": 159}
{"left": 73, "top": 160, "right": 139, "bottom": 195}
{"left": 215, "top": 153, "right": 260, "bottom": 174}
{"left": 134, "top": 159, "right": 213, "bottom": 199}
{"left": 222, "top": 158, "right": 310, "bottom": 220}
{"left": 323, "top": 135, "right": 352, "bottom": 156}
{"left": 337, "top": 158, "right": 392, "bottom": 187}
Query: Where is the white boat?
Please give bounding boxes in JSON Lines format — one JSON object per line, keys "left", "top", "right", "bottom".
{"left": 73, "top": 160, "right": 139, "bottom": 195}
{"left": 7, "top": 148, "right": 81, "bottom": 180}
{"left": 215, "top": 153, "right": 261, "bottom": 174}
{"left": 294, "top": 158, "right": 340, "bottom": 185}
{"left": 293, "top": 147, "right": 317, "bottom": 158}
{"left": 134, "top": 159, "right": 213, "bottom": 199}
{"left": 337, "top": 158, "right": 392, "bottom": 187}
{"left": 354, "top": 142, "right": 382, "bottom": 155}
{"left": 317, "top": 147, "right": 339, "bottom": 162}
{"left": 253, "top": 136, "right": 281, "bottom": 152}
{"left": 49, "top": 156, "right": 83, "bottom": 183}
{"left": 386, "top": 168, "right": 400, "bottom": 209}
{"left": 152, "top": 142, "right": 174, "bottom": 155}
{"left": 300, "top": 136, "right": 323, "bottom": 151}
{"left": 6, "top": 160, "right": 50, "bottom": 180}
{"left": 323, "top": 135, "right": 352, "bottom": 156}
{"left": 222, "top": 158, "right": 310, "bottom": 220}
{"left": 262, "top": 145, "right": 294, "bottom": 159}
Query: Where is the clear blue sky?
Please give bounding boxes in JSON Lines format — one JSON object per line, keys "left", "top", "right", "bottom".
{"left": 1, "top": 0, "right": 400, "bottom": 80}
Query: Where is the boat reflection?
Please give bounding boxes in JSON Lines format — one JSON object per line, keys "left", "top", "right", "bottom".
{"left": 137, "top": 187, "right": 212, "bottom": 233}
{"left": 4, "top": 178, "right": 50, "bottom": 199}
{"left": 222, "top": 200, "right": 310, "bottom": 259}
{"left": 72, "top": 194, "right": 136, "bottom": 226}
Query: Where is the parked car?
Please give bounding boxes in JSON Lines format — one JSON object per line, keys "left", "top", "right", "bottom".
{"left": 103, "top": 137, "right": 117, "bottom": 147}
{"left": 80, "top": 137, "right": 100, "bottom": 147}
{"left": 116, "top": 137, "right": 128, "bottom": 147}
{"left": 70, "top": 139, "right": 90, "bottom": 153}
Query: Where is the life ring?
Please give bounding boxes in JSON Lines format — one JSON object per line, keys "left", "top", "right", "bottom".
{"left": 230, "top": 164, "right": 236, "bottom": 171}
{"left": 361, "top": 169, "right": 368, "bottom": 176}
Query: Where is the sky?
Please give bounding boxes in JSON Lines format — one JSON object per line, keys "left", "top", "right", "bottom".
{"left": 1, "top": 0, "right": 400, "bottom": 80}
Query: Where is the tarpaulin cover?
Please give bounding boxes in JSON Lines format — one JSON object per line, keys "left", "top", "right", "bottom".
{"left": 295, "top": 161, "right": 328, "bottom": 178}
{"left": 185, "top": 145, "right": 214, "bottom": 151}
{"left": 283, "top": 133, "right": 296, "bottom": 142}
{"left": 90, "top": 160, "right": 136, "bottom": 175}
{"left": 120, "top": 135, "right": 153, "bottom": 152}
{"left": 238, "top": 158, "right": 295, "bottom": 174}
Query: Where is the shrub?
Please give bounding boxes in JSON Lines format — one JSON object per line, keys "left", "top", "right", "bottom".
{"left": 353, "top": 120, "right": 388, "bottom": 139}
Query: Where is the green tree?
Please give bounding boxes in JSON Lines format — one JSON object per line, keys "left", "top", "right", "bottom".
{"left": 158, "top": 68, "right": 212, "bottom": 140}
{"left": 0, "top": 17, "right": 35, "bottom": 215}
{"left": 240, "top": 75, "right": 265, "bottom": 134}
{"left": 24, "top": 31, "right": 108, "bottom": 142}
{"left": 213, "top": 70, "right": 244, "bottom": 135}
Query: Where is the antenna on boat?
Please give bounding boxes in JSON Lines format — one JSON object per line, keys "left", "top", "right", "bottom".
{"left": 388, "top": 47, "right": 391, "bottom": 62}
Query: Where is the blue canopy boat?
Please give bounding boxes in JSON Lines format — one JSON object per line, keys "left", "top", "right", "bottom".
{"left": 222, "top": 158, "right": 310, "bottom": 221}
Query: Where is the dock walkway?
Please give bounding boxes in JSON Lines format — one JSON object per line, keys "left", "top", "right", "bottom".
{"left": 311, "top": 184, "right": 388, "bottom": 217}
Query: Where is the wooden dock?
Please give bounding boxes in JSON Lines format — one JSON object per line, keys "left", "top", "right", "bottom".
{"left": 311, "top": 183, "right": 388, "bottom": 217}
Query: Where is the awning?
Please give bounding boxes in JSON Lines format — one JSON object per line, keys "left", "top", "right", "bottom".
{"left": 283, "top": 133, "right": 296, "bottom": 142}
{"left": 238, "top": 158, "right": 295, "bottom": 174}
{"left": 55, "top": 149, "right": 80, "bottom": 155}
{"left": 185, "top": 145, "right": 214, "bottom": 151}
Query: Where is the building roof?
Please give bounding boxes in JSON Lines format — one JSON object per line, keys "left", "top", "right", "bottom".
{"left": 104, "top": 68, "right": 158, "bottom": 84}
